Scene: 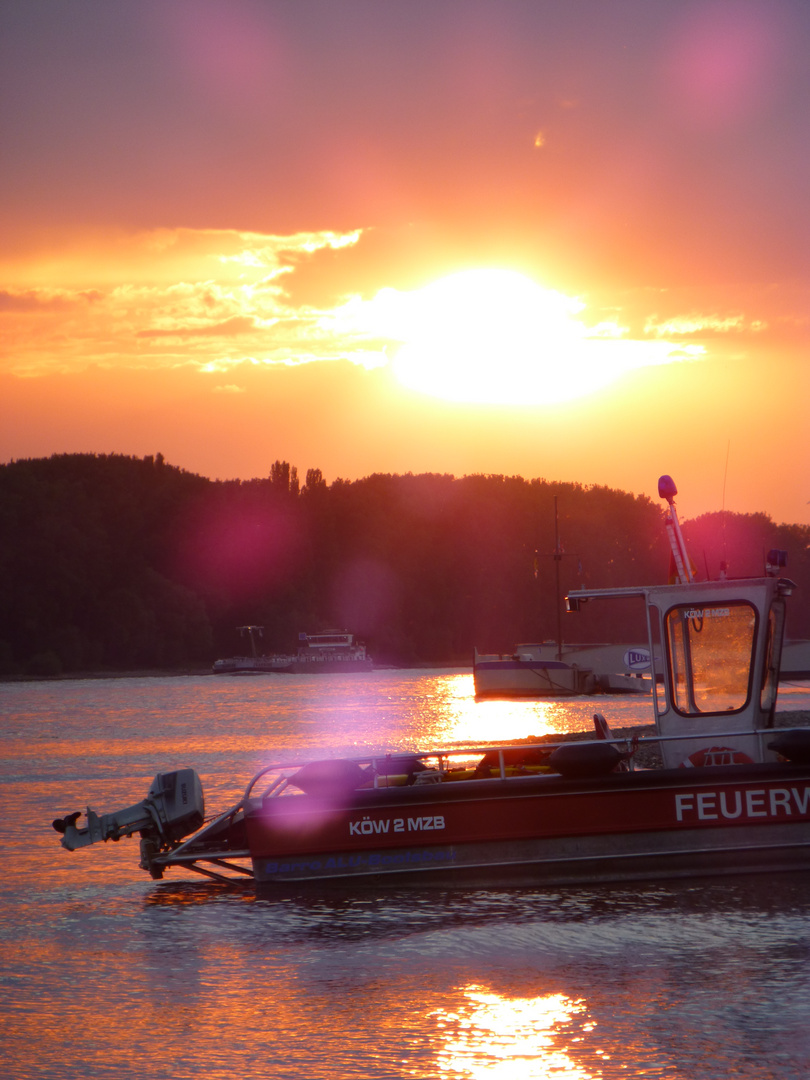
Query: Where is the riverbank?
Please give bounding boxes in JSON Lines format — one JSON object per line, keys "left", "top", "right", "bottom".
{"left": 0, "top": 662, "right": 476, "bottom": 681}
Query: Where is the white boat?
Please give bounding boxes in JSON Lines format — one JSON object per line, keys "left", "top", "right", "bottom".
{"left": 54, "top": 476, "right": 810, "bottom": 889}
{"left": 781, "top": 639, "right": 810, "bottom": 680}
{"left": 473, "top": 642, "right": 653, "bottom": 697}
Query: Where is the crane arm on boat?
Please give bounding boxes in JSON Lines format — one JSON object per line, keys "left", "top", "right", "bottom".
{"left": 658, "top": 474, "right": 694, "bottom": 585}
{"left": 52, "top": 768, "right": 205, "bottom": 851}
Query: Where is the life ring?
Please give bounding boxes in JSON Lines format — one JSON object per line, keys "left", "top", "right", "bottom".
{"left": 680, "top": 745, "right": 754, "bottom": 768}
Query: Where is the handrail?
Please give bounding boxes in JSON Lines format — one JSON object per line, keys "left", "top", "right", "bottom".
{"left": 240, "top": 722, "right": 802, "bottom": 800}
{"left": 240, "top": 736, "right": 634, "bottom": 797}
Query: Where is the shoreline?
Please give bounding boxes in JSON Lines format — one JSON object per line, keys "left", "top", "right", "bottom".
{"left": 0, "top": 663, "right": 475, "bottom": 682}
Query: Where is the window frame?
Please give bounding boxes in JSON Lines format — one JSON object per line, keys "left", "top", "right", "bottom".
{"left": 664, "top": 599, "right": 758, "bottom": 718}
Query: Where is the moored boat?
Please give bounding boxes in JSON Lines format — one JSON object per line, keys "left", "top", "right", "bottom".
{"left": 473, "top": 641, "right": 653, "bottom": 697}
{"left": 781, "top": 639, "right": 810, "bottom": 680}
{"left": 54, "top": 476, "right": 810, "bottom": 889}
{"left": 473, "top": 492, "right": 653, "bottom": 698}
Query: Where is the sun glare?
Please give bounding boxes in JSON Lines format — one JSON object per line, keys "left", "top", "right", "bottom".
{"left": 340, "top": 269, "right": 692, "bottom": 406}
{"left": 430, "top": 985, "right": 597, "bottom": 1078}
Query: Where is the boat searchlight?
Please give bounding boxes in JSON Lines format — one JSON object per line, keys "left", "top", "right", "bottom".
{"left": 657, "top": 474, "right": 678, "bottom": 504}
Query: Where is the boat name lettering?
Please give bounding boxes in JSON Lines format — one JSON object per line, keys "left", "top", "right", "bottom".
{"left": 683, "top": 607, "right": 730, "bottom": 620}
{"left": 349, "top": 815, "right": 445, "bottom": 837}
{"left": 624, "top": 649, "right": 651, "bottom": 670}
{"left": 408, "top": 815, "right": 445, "bottom": 832}
{"left": 265, "top": 859, "right": 325, "bottom": 875}
{"left": 368, "top": 848, "right": 456, "bottom": 867}
{"left": 675, "top": 786, "right": 810, "bottom": 822}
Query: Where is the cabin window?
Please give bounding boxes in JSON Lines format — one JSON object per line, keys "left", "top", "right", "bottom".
{"left": 760, "top": 600, "right": 785, "bottom": 719}
{"left": 665, "top": 601, "right": 757, "bottom": 716}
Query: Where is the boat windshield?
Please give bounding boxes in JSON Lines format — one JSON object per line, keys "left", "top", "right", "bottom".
{"left": 665, "top": 600, "right": 757, "bottom": 716}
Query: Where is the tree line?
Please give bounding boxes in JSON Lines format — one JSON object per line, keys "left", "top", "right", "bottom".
{"left": 1, "top": 453, "right": 807, "bottom": 676}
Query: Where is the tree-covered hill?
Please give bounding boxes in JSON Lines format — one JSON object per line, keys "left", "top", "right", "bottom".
{"left": 1, "top": 454, "right": 807, "bottom": 676}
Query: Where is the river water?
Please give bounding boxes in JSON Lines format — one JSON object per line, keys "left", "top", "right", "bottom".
{"left": 3, "top": 671, "right": 810, "bottom": 1080}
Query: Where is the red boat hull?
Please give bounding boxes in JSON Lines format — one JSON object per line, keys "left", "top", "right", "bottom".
{"left": 245, "top": 764, "right": 810, "bottom": 886}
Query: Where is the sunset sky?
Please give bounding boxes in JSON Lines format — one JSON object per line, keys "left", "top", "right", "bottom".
{"left": 2, "top": 0, "right": 808, "bottom": 524}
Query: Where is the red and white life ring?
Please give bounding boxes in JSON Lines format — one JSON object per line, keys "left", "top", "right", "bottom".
{"left": 680, "top": 745, "right": 754, "bottom": 768}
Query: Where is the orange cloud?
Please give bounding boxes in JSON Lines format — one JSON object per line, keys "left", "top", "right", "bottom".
{"left": 136, "top": 316, "right": 260, "bottom": 339}
{"left": 0, "top": 227, "right": 367, "bottom": 377}
{"left": 0, "top": 288, "right": 103, "bottom": 312}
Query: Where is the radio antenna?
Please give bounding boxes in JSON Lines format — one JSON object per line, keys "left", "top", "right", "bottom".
{"left": 720, "top": 441, "right": 730, "bottom": 578}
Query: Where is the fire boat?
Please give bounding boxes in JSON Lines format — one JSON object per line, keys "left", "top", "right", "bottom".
{"left": 53, "top": 476, "right": 810, "bottom": 888}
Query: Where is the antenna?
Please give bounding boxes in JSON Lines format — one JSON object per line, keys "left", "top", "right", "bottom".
{"left": 554, "top": 496, "right": 562, "bottom": 661}
{"left": 720, "top": 441, "right": 730, "bottom": 579}
{"left": 536, "top": 496, "right": 580, "bottom": 659}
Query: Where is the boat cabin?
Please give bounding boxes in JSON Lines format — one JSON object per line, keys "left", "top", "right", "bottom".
{"left": 566, "top": 573, "right": 793, "bottom": 768}
{"left": 299, "top": 630, "right": 356, "bottom": 651}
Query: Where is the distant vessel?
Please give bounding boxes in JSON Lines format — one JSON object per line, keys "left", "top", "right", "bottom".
{"left": 288, "top": 630, "right": 373, "bottom": 673}
{"left": 213, "top": 627, "right": 372, "bottom": 675}
{"left": 212, "top": 626, "right": 293, "bottom": 675}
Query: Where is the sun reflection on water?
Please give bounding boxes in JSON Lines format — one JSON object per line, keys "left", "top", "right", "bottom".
{"left": 430, "top": 984, "right": 600, "bottom": 1079}
{"left": 422, "top": 675, "right": 591, "bottom": 746}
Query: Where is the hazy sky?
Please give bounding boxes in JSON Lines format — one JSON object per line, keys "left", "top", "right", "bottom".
{"left": 2, "top": 0, "right": 808, "bottom": 524}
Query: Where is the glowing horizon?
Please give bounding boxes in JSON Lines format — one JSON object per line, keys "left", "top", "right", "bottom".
{"left": 332, "top": 269, "right": 703, "bottom": 404}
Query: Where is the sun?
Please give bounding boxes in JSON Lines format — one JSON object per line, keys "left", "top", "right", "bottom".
{"left": 340, "top": 268, "right": 691, "bottom": 406}
{"left": 392, "top": 269, "right": 591, "bottom": 404}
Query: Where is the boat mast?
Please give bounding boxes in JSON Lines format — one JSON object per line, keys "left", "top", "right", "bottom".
{"left": 238, "top": 625, "right": 264, "bottom": 658}
{"left": 554, "top": 496, "right": 562, "bottom": 661}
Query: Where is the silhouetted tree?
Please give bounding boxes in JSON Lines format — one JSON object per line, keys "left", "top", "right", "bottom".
{"left": 0, "top": 453, "right": 805, "bottom": 675}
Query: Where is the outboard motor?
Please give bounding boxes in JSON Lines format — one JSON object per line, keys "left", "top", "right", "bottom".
{"left": 53, "top": 769, "right": 205, "bottom": 863}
